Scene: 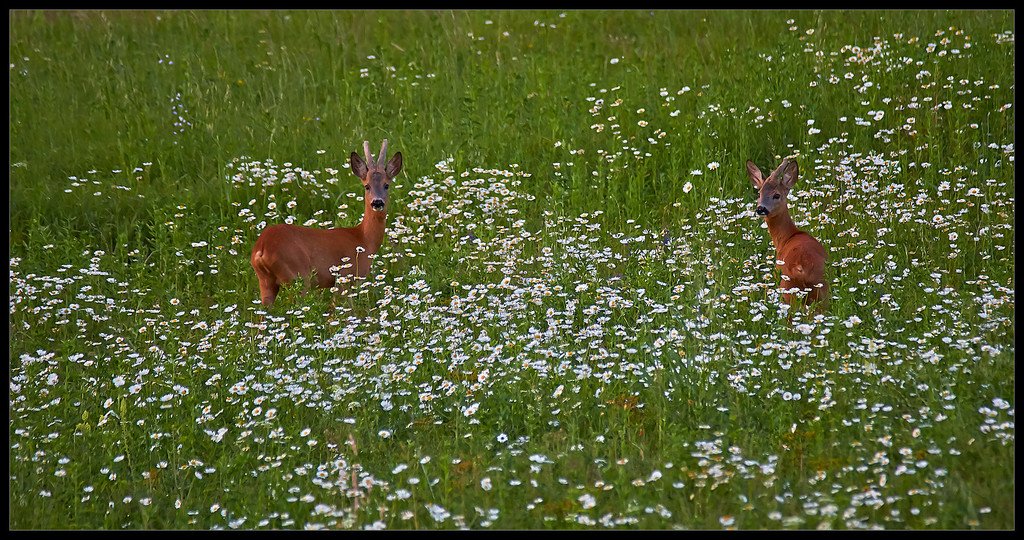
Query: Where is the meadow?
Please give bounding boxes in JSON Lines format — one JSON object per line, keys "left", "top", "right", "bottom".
{"left": 8, "top": 10, "right": 1015, "bottom": 529}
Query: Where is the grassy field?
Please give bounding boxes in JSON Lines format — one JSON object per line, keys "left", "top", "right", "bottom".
{"left": 9, "top": 10, "right": 1015, "bottom": 529}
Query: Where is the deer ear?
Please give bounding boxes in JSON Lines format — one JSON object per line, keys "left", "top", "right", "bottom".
{"left": 350, "top": 152, "right": 368, "bottom": 179}
{"left": 385, "top": 151, "right": 403, "bottom": 178}
{"left": 779, "top": 159, "right": 799, "bottom": 189}
{"left": 746, "top": 160, "right": 764, "bottom": 189}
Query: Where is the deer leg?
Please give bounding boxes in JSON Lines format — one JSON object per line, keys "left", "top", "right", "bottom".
{"left": 779, "top": 281, "right": 802, "bottom": 322}
{"left": 809, "top": 282, "right": 830, "bottom": 315}
{"left": 779, "top": 281, "right": 794, "bottom": 307}
{"left": 301, "top": 268, "right": 333, "bottom": 294}
{"left": 258, "top": 278, "right": 280, "bottom": 307}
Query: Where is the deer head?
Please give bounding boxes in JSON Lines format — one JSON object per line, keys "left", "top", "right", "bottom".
{"left": 746, "top": 158, "right": 798, "bottom": 217}
{"left": 350, "top": 139, "right": 403, "bottom": 213}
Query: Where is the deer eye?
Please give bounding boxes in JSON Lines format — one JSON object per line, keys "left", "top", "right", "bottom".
{"left": 384, "top": 184, "right": 389, "bottom": 190}
{"left": 364, "top": 185, "right": 369, "bottom": 190}
{"left": 773, "top": 194, "right": 781, "bottom": 199}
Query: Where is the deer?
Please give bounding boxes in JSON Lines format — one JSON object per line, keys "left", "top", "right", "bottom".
{"left": 250, "top": 139, "right": 403, "bottom": 306}
{"left": 745, "top": 157, "right": 829, "bottom": 311}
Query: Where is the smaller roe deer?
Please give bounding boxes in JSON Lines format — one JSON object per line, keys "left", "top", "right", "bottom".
{"left": 746, "top": 158, "right": 828, "bottom": 310}
{"left": 251, "top": 139, "right": 402, "bottom": 306}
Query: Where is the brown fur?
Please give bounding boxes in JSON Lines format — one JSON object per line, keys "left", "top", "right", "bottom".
{"left": 746, "top": 158, "right": 829, "bottom": 310}
{"left": 251, "top": 140, "right": 402, "bottom": 306}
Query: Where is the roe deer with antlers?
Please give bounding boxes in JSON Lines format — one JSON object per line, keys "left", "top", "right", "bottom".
{"left": 251, "top": 139, "right": 402, "bottom": 306}
{"left": 746, "top": 158, "right": 829, "bottom": 309}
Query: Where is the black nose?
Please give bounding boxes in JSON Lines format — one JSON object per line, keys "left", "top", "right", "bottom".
{"left": 371, "top": 199, "right": 385, "bottom": 210}
{"left": 755, "top": 206, "right": 769, "bottom": 216}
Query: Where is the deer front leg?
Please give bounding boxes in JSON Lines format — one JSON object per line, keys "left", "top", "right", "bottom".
{"left": 779, "top": 280, "right": 794, "bottom": 306}
{"left": 808, "top": 282, "right": 830, "bottom": 315}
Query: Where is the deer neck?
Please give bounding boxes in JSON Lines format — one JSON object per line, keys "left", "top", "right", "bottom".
{"left": 358, "top": 197, "right": 387, "bottom": 255}
{"left": 764, "top": 207, "right": 799, "bottom": 253}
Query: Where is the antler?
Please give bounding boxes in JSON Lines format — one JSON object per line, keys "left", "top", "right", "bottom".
{"left": 769, "top": 158, "right": 790, "bottom": 178}
{"left": 363, "top": 141, "right": 373, "bottom": 165}
{"left": 377, "top": 139, "right": 389, "bottom": 169}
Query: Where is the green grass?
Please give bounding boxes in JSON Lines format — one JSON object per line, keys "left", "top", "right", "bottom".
{"left": 9, "top": 10, "right": 1015, "bottom": 529}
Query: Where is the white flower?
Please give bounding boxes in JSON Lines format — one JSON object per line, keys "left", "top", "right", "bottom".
{"left": 481, "top": 477, "right": 493, "bottom": 491}
{"left": 426, "top": 504, "right": 450, "bottom": 522}
{"left": 578, "top": 493, "right": 597, "bottom": 509}
{"left": 707, "top": 162, "right": 720, "bottom": 170}
{"left": 683, "top": 182, "right": 693, "bottom": 193}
